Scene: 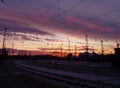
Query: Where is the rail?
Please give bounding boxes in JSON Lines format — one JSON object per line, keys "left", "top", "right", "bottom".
{"left": 14, "top": 61, "right": 120, "bottom": 88}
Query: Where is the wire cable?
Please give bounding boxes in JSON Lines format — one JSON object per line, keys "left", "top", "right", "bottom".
{"left": 44, "top": 0, "right": 87, "bottom": 25}
{"left": 32, "top": 0, "right": 60, "bottom": 23}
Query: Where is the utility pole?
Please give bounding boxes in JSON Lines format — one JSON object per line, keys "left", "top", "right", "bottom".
{"left": 116, "top": 41, "right": 119, "bottom": 48}
{"left": 2, "top": 27, "right": 8, "bottom": 57}
{"left": 74, "top": 45, "right": 77, "bottom": 57}
{"left": 60, "top": 43, "right": 63, "bottom": 57}
{"left": 2, "top": 27, "right": 6, "bottom": 49}
{"left": 92, "top": 46, "right": 94, "bottom": 53}
{"left": 12, "top": 43, "right": 14, "bottom": 56}
{"left": 21, "top": 41, "right": 24, "bottom": 55}
{"left": 51, "top": 37, "right": 54, "bottom": 56}
{"left": 67, "top": 37, "right": 71, "bottom": 54}
{"left": 85, "top": 34, "right": 88, "bottom": 53}
{"left": 101, "top": 40, "right": 104, "bottom": 55}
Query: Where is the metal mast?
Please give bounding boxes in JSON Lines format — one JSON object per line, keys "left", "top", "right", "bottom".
{"left": 60, "top": 44, "right": 63, "bottom": 57}
{"left": 101, "top": 40, "right": 104, "bottom": 55}
{"left": 74, "top": 45, "right": 77, "bottom": 57}
{"left": 85, "top": 34, "right": 88, "bottom": 53}
{"left": 67, "top": 37, "right": 71, "bottom": 54}
{"left": 2, "top": 27, "right": 6, "bottom": 49}
{"left": 2, "top": 27, "right": 8, "bottom": 57}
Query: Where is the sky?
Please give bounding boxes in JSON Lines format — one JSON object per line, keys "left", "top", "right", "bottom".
{"left": 0, "top": 0, "right": 120, "bottom": 55}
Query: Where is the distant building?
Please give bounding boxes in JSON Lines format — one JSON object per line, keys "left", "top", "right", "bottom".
{"left": 66, "top": 53, "right": 73, "bottom": 59}
{"left": 111, "top": 44, "right": 120, "bottom": 68}
{"left": 114, "top": 43, "right": 120, "bottom": 58}
{"left": 79, "top": 52, "right": 97, "bottom": 58}
{"left": 114, "top": 48, "right": 120, "bottom": 56}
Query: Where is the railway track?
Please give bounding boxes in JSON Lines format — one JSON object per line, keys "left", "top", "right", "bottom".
{"left": 14, "top": 60, "right": 120, "bottom": 88}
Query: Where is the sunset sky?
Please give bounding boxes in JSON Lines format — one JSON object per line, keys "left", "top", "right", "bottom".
{"left": 0, "top": 0, "right": 120, "bottom": 55}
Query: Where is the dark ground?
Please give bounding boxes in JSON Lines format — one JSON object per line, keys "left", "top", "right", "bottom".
{"left": 0, "top": 60, "right": 56, "bottom": 88}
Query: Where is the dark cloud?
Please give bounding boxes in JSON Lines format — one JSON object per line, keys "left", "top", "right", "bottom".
{"left": 0, "top": 18, "right": 54, "bottom": 36}
{"left": 44, "top": 14, "right": 120, "bottom": 41}
{"left": 0, "top": 0, "right": 120, "bottom": 42}
{"left": 38, "top": 47, "right": 60, "bottom": 51}
{"left": 45, "top": 38, "right": 63, "bottom": 42}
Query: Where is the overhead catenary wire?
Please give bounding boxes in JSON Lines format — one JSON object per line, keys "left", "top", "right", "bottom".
{"left": 56, "top": 7, "right": 120, "bottom": 42}
{"left": 1, "top": 0, "right": 119, "bottom": 54}
{"left": 42, "top": 6, "right": 120, "bottom": 42}
{"left": 2, "top": 1, "right": 33, "bottom": 20}
{"left": 44, "top": 0, "right": 87, "bottom": 25}
{"left": 2, "top": 0, "right": 120, "bottom": 33}
{"left": 0, "top": 0, "right": 7, "bottom": 5}
{"left": 32, "top": 0, "right": 60, "bottom": 23}
{"left": 65, "top": 8, "right": 120, "bottom": 30}
{"left": 43, "top": 1, "right": 120, "bottom": 27}
{"left": 2, "top": 0, "right": 62, "bottom": 34}
{"left": 86, "top": 8, "right": 120, "bottom": 22}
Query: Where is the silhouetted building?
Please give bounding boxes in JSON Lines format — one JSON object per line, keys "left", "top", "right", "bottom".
{"left": 66, "top": 53, "right": 73, "bottom": 59}
{"left": 1, "top": 48, "right": 8, "bottom": 59}
{"left": 111, "top": 44, "right": 120, "bottom": 68}
{"left": 114, "top": 48, "right": 120, "bottom": 56}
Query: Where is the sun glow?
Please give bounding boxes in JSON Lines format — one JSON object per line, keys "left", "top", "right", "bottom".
{"left": 0, "top": 30, "right": 115, "bottom": 56}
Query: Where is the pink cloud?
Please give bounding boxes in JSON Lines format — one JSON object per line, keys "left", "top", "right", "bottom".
{"left": 66, "top": 15, "right": 109, "bottom": 33}
{"left": 0, "top": 10, "right": 29, "bottom": 23}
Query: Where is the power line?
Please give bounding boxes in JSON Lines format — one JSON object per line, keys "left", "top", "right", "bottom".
{"left": 3, "top": 3, "right": 33, "bottom": 22}
{"left": 77, "top": 8, "right": 120, "bottom": 28}
{"left": 56, "top": 8, "right": 120, "bottom": 41}
{"left": 44, "top": 0, "right": 87, "bottom": 25}
{"left": 32, "top": 0, "right": 60, "bottom": 23}
{"left": 87, "top": 8, "right": 120, "bottom": 22}
{"left": 0, "top": 0, "right": 7, "bottom": 5}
